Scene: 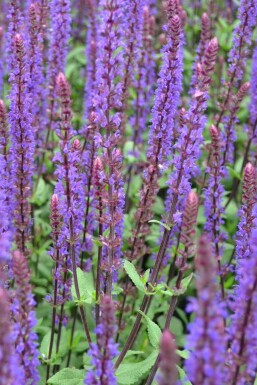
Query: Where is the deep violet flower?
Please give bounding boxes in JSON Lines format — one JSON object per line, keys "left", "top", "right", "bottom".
{"left": 158, "top": 330, "right": 179, "bottom": 385}
{"left": 185, "top": 236, "right": 226, "bottom": 385}
{"left": 0, "top": 287, "right": 25, "bottom": 385}
{"left": 226, "top": 205, "right": 257, "bottom": 384}
{"left": 12, "top": 250, "right": 39, "bottom": 385}
{"left": 8, "top": 33, "right": 34, "bottom": 257}
{"left": 85, "top": 295, "right": 118, "bottom": 385}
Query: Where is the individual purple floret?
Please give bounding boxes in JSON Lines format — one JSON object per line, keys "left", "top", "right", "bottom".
{"left": 8, "top": 34, "right": 34, "bottom": 257}
{"left": 158, "top": 330, "right": 178, "bottom": 385}
{"left": 12, "top": 250, "right": 40, "bottom": 385}
{"left": 185, "top": 236, "right": 226, "bottom": 385}
{"left": 0, "top": 287, "right": 25, "bottom": 385}
{"left": 85, "top": 295, "right": 118, "bottom": 385}
{"left": 226, "top": 205, "right": 257, "bottom": 384}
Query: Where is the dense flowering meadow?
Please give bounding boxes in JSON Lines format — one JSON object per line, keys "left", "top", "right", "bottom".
{"left": 1, "top": 0, "right": 257, "bottom": 384}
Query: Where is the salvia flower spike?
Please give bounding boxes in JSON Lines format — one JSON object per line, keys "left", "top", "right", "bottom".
{"left": 185, "top": 235, "right": 226, "bottom": 385}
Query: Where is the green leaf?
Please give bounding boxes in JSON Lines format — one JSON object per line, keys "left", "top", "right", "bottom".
{"left": 181, "top": 273, "right": 193, "bottom": 292}
{"left": 40, "top": 329, "right": 68, "bottom": 363}
{"left": 48, "top": 368, "right": 85, "bottom": 385}
{"left": 138, "top": 310, "right": 161, "bottom": 349}
{"left": 123, "top": 260, "right": 145, "bottom": 293}
{"left": 176, "top": 349, "right": 190, "bottom": 359}
{"left": 71, "top": 268, "right": 95, "bottom": 304}
{"left": 148, "top": 219, "right": 171, "bottom": 231}
{"left": 116, "top": 350, "right": 158, "bottom": 385}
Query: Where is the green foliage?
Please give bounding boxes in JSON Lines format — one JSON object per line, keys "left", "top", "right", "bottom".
{"left": 48, "top": 368, "right": 85, "bottom": 385}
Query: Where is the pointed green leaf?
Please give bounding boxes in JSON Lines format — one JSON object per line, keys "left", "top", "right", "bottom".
{"left": 123, "top": 260, "right": 145, "bottom": 293}
{"left": 71, "top": 268, "right": 94, "bottom": 304}
{"left": 148, "top": 219, "right": 171, "bottom": 231}
{"left": 138, "top": 310, "right": 162, "bottom": 349}
{"left": 48, "top": 368, "right": 85, "bottom": 385}
{"left": 116, "top": 350, "right": 158, "bottom": 385}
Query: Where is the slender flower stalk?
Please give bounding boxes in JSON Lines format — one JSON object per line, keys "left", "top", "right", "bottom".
{"left": 9, "top": 34, "right": 34, "bottom": 257}
{"left": 185, "top": 236, "right": 226, "bottom": 385}
{"left": 227, "top": 206, "right": 257, "bottom": 384}
{"left": 0, "top": 287, "right": 25, "bottom": 385}
{"left": 12, "top": 250, "right": 40, "bottom": 385}
{"left": 85, "top": 295, "right": 118, "bottom": 385}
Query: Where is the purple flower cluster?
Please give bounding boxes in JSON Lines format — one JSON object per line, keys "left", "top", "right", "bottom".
{"left": 0, "top": 287, "right": 25, "bottom": 385}
{"left": 8, "top": 33, "right": 34, "bottom": 257}
{"left": 185, "top": 236, "right": 226, "bottom": 385}
{"left": 227, "top": 205, "right": 257, "bottom": 384}
{"left": 12, "top": 250, "right": 39, "bottom": 385}
{"left": 204, "top": 125, "right": 226, "bottom": 262}
{"left": 85, "top": 295, "right": 118, "bottom": 385}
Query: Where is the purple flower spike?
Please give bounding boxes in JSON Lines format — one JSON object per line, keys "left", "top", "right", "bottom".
{"left": 0, "top": 287, "right": 25, "bottom": 385}
{"left": 85, "top": 295, "right": 118, "bottom": 385}
{"left": 235, "top": 162, "right": 257, "bottom": 280}
{"left": 227, "top": 206, "right": 257, "bottom": 384}
{"left": 204, "top": 125, "right": 226, "bottom": 291}
{"left": 128, "top": 0, "right": 184, "bottom": 261}
{"left": 158, "top": 330, "right": 178, "bottom": 385}
{"left": 8, "top": 34, "right": 34, "bottom": 257}
{"left": 185, "top": 236, "right": 226, "bottom": 385}
{"left": 12, "top": 250, "right": 40, "bottom": 385}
